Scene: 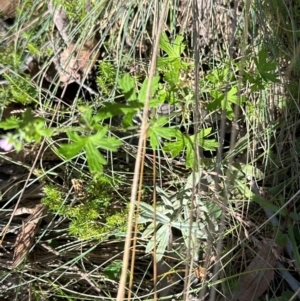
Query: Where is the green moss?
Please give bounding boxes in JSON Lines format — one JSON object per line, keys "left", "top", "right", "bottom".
{"left": 53, "top": 0, "right": 90, "bottom": 22}
{"left": 0, "top": 47, "right": 37, "bottom": 108}
{"left": 42, "top": 175, "right": 128, "bottom": 240}
{"left": 42, "top": 185, "right": 65, "bottom": 213}
{"left": 106, "top": 209, "right": 128, "bottom": 232}
{"left": 96, "top": 61, "right": 117, "bottom": 97}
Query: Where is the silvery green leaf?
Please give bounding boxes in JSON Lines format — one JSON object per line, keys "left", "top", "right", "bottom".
{"left": 199, "top": 203, "right": 209, "bottom": 214}
{"left": 157, "top": 204, "right": 173, "bottom": 215}
{"left": 156, "top": 224, "right": 170, "bottom": 261}
{"left": 185, "top": 170, "right": 203, "bottom": 190}
{"left": 145, "top": 224, "right": 170, "bottom": 262}
{"left": 138, "top": 215, "right": 153, "bottom": 223}
{"left": 172, "top": 221, "right": 207, "bottom": 239}
{"left": 183, "top": 203, "right": 190, "bottom": 221}
{"left": 186, "top": 169, "right": 215, "bottom": 195}
{"left": 156, "top": 186, "right": 173, "bottom": 208}
{"left": 139, "top": 202, "right": 155, "bottom": 220}
{"left": 170, "top": 221, "right": 196, "bottom": 231}
{"left": 142, "top": 222, "right": 155, "bottom": 238}
{"left": 145, "top": 237, "right": 155, "bottom": 255}
{"left": 139, "top": 202, "right": 170, "bottom": 224}
{"left": 203, "top": 211, "right": 219, "bottom": 232}
{"left": 182, "top": 232, "right": 201, "bottom": 261}
{"left": 156, "top": 211, "right": 170, "bottom": 224}
{"left": 207, "top": 202, "right": 222, "bottom": 221}
{"left": 175, "top": 189, "right": 191, "bottom": 208}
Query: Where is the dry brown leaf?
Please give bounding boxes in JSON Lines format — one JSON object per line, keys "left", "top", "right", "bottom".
{"left": 13, "top": 206, "right": 36, "bottom": 216}
{"left": 48, "top": 2, "right": 69, "bottom": 43}
{"left": 57, "top": 44, "right": 80, "bottom": 83}
{"left": 57, "top": 39, "right": 99, "bottom": 84}
{"left": 48, "top": 1, "right": 99, "bottom": 85}
{"left": 11, "top": 203, "right": 46, "bottom": 269}
{"left": 0, "top": 0, "right": 18, "bottom": 19}
{"left": 48, "top": 1, "right": 93, "bottom": 42}
{"left": 220, "top": 241, "right": 283, "bottom": 301}
{"left": 13, "top": 199, "right": 43, "bottom": 216}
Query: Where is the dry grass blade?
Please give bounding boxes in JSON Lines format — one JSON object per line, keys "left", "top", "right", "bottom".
{"left": 117, "top": 1, "right": 169, "bottom": 299}
{"left": 11, "top": 203, "right": 46, "bottom": 269}
{"left": 220, "top": 241, "right": 284, "bottom": 301}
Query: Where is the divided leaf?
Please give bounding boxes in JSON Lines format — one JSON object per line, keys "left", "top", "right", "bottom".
{"left": 118, "top": 73, "right": 136, "bottom": 102}
{"left": 58, "top": 126, "right": 122, "bottom": 174}
{"left": 145, "top": 224, "right": 170, "bottom": 262}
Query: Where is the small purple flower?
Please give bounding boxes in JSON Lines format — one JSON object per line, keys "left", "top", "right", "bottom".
{"left": 0, "top": 138, "right": 14, "bottom": 152}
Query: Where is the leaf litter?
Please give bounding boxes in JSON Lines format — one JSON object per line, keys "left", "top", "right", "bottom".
{"left": 219, "top": 240, "right": 284, "bottom": 301}
{"left": 11, "top": 203, "right": 46, "bottom": 269}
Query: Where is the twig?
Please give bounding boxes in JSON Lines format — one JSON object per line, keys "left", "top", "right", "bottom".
{"left": 116, "top": 1, "right": 169, "bottom": 300}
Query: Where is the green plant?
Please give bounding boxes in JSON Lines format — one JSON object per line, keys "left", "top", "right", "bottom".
{"left": 0, "top": 108, "right": 53, "bottom": 152}
{"left": 42, "top": 185, "right": 65, "bottom": 213}
{"left": 0, "top": 47, "right": 37, "bottom": 109}
{"left": 98, "top": 33, "right": 191, "bottom": 129}
{"left": 162, "top": 127, "right": 219, "bottom": 169}
{"left": 42, "top": 175, "right": 128, "bottom": 240}
{"left": 205, "top": 66, "right": 244, "bottom": 120}
{"left": 53, "top": 0, "right": 89, "bottom": 21}
{"left": 99, "top": 67, "right": 219, "bottom": 169}
{"left": 244, "top": 48, "right": 280, "bottom": 92}
{"left": 1, "top": 73, "right": 37, "bottom": 105}
{"left": 96, "top": 61, "right": 117, "bottom": 97}
{"left": 0, "top": 33, "right": 221, "bottom": 174}
{"left": 156, "top": 33, "right": 195, "bottom": 119}
{"left": 157, "top": 32, "right": 191, "bottom": 89}
{"left": 103, "top": 260, "right": 127, "bottom": 280}
{"left": 139, "top": 171, "right": 222, "bottom": 261}
{"left": 0, "top": 46, "right": 23, "bottom": 70}
{"left": 58, "top": 106, "right": 122, "bottom": 174}
{"left": 103, "top": 260, "right": 122, "bottom": 280}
